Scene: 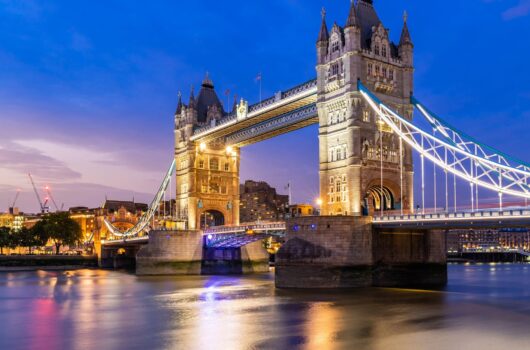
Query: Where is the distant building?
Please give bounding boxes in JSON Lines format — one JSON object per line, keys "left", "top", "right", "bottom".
{"left": 447, "top": 229, "right": 530, "bottom": 252}
{"left": 239, "top": 180, "right": 289, "bottom": 223}
{"left": 69, "top": 207, "right": 97, "bottom": 243}
{"left": 95, "top": 200, "right": 148, "bottom": 240}
{"left": 289, "top": 204, "right": 316, "bottom": 218}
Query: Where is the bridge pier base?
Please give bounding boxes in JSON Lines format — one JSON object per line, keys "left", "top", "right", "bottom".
{"left": 136, "top": 230, "right": 203, "bottom": 275}
{"left": 275, "top": 217, "right": 447, "bottom": 289}
{"left": 99, "top": 245, "right": 140, "bottom": 270}
{"left": 201, "top": 240, "right": 270, "bottom": 275}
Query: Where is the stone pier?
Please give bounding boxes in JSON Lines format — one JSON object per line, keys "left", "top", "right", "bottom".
{"left": 275, "top": 216, "right": 447, "bottom": 289}
{"left": 136, "top": 230, "right": 203, "bottom": 275}
{"left": 135, "top": 230, "right": 271, "bottom": 275}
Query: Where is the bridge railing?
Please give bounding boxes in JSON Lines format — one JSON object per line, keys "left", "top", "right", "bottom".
{"left": 248, "top": 79, "right": 317, "bottom": 113}
{"left": 374, "top": 209, "right": 530, "bottom": 222}
{"left": 204, "top": 222, "right": 286, "bottom": 234}
{"left": 192, "top": 79, "right": 317, "bottom": 139}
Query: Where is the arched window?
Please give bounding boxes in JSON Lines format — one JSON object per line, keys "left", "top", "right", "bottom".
{"left": 382, "top": 45, "right": 387, "bottom": 58}
{"left": 375, "top": 65, "right": 380, "bottom": 76}
{"left": 374, "top": 43, "right": 380, "bottom": 56}
{"left": 367, "top": 63, "right": 373, "bottom": 76}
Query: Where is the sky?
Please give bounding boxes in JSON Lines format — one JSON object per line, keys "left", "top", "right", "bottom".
{"left": 0, "top": 0, "right": 529, "bottom": 213}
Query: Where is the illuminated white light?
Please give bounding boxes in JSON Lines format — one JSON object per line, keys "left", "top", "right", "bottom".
{"left": 226, "top": 146, "right": 233, "bottom": 154}
{"left": 359, "top": 88, "right": 530, "bottom": 200}
{"left": 199, "top": 142, "right": 207, "bottom": 152}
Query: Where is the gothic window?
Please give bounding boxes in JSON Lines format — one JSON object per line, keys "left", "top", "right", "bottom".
{"left": 375, "top": 44, "right": 380, "bottom": 56}
{"left": 375, "top": 65, "right": 380, "bottom": 76}
{"left": 336, "top": 147, "right": 342, "bottom": 160}
{"left": 209, "top": 157, "right": 219, "bottom": 170}
{"left": 363, "top": 110, "right": 370, "bottom": 122}
{"left": 332, "top": 63, "right": 339, "bottom": 76}
{"left": 198, "top": 159, "right": 204, "bottom": 169}
{"left": 332, "top": 41, "right": 340, "bottom": 53}
{"left": 224, "top": 162, "right": 230, "bottom": 171}
{"left": 382, "top": 67, "right": 387, "bottom": 78}
{"left": 368, "top": 63, "right": 373, "bottom": 76}
{"left": 389, "top": 69, "right": 394, "bottom": 81}
{"left": 382, "top": 45, "right": 387, "bottom": 58}
{"left": 342, "top": 145, "right": 347, "bottom": 159}
{"left": 201, "top": 184, "right": 207, "bottom": 193}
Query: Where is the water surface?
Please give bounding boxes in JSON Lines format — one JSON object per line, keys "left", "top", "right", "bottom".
{"left": 1, "top": 264, "right": 530, "bottom": 349}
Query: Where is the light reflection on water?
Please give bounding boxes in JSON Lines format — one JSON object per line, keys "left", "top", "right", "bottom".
{"left": 0, "top": 264, "right": 530, "bottom": 349}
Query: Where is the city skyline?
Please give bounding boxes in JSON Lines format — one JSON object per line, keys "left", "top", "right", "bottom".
{"left": 1, "top": 0, "right": 530, "bottom": 213}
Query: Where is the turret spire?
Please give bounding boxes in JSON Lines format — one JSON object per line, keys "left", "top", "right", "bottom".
{"left": 317, "top": 7, "right": 329, "bottom": 43}
{"left": 399, "top": 11, "right": 413, "bottom": 46}
{"left": 345, "top": 0, "right": 360, "bottom": 28}
{"left": 188, "top": 85, "right": 196, "bottom": 108}
{"left": 175, "top": 91, "right": 183, "bottom": 115}
{"left": 202, "top": 71, "right": 213, "bottom": 88}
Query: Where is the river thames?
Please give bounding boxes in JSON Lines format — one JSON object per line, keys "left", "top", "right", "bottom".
{"left": 1, "top": 264, "right": 530, "bottom": 350}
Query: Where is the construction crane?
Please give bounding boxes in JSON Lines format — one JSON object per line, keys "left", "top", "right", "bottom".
{"left": 45, "top": 185, "right": 61, "bottom": 212}
{"left": 28, "top": 173, "right": 49, "bottom": 214}
{"left": 9, "top": 189, "right": 21, "bottom": 214}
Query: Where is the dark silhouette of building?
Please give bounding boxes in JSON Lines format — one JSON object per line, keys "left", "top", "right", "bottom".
{"left": 239, "top": 180, "right": 288, "bottom": 223}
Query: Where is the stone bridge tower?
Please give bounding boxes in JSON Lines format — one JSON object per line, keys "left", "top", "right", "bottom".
{"left": 317, "top": 0, "right": 414, "bottom": 216}
{"left": 174, "top": 75, "right": 240, "bottom": 230}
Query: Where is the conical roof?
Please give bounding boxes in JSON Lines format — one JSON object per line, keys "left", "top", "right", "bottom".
{"left": 196, "top": 73, "right": 224, "bottom": 123}
{"left": 345, "top": 0, "right": 360, "bottom": 28}
{"left": 399, "top": 19, "right": 413, "bottom": 46}
{"left": 357, "top": 0, "right": 381, "bottom": 49}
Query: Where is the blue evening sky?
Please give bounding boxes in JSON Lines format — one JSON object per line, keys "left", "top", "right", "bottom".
{"left": 0, "top": 0, "right": 529, "bottom": 212}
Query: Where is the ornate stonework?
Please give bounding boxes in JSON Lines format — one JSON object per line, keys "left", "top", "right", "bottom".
{"left": 317, "top": 0, "right": 414, "bottom": 216}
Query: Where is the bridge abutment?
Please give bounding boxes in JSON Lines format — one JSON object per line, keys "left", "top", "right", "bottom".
{"left": 275, "top": 217, "right": 447, "bottom": 289}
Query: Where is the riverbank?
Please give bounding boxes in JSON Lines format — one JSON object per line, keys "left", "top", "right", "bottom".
{"left": 0, "top": 255, "right": 98, "bottom": 271}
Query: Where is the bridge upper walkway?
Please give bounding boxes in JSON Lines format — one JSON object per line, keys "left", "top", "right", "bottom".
{"left": 190, "top": 79, "right": 317, "bottom": 146}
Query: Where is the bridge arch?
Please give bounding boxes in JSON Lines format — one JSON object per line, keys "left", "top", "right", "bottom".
{"left": 364, "top": 180, "right": 400, "bottom": 215}
{"left": 199, "top": 209, "right": 226, "bottom": 229}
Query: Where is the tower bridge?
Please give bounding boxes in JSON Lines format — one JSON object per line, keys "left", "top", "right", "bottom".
{"left": 100, "top": 0, "right": 530, "bottom": 288}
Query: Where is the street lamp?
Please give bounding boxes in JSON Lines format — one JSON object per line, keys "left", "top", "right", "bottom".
{"left": 315, "top": 198, "right": 323, "bottom": 216}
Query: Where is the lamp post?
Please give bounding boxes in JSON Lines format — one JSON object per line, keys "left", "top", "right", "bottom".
{"left": 315, "top": 198, "right": 323, "bottom": 216}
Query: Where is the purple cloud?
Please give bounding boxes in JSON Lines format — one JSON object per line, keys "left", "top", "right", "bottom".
{"left": 0, "top": 142, "right": 82, "bottom": 181}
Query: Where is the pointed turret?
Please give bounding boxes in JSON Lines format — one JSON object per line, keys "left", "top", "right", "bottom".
{"left": 399, "top": 12, "right": 413, "bottom": 47}
{"left": 231, "top": 94, "right": 238, "bottom": 114}
{"left": 345, "top": 0, "right": 360, "bottom": 28}
{"left": 317, "top": 7, "right": 329, "bottom": 43}
{"left": 175, "top": 91, "right": 183, "bottom": 115}
{"left": 202, "top": 71, "right": 213, "bottom": 88}
{"left": 188, "top": 86, "right": 196, "bottom": 109}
